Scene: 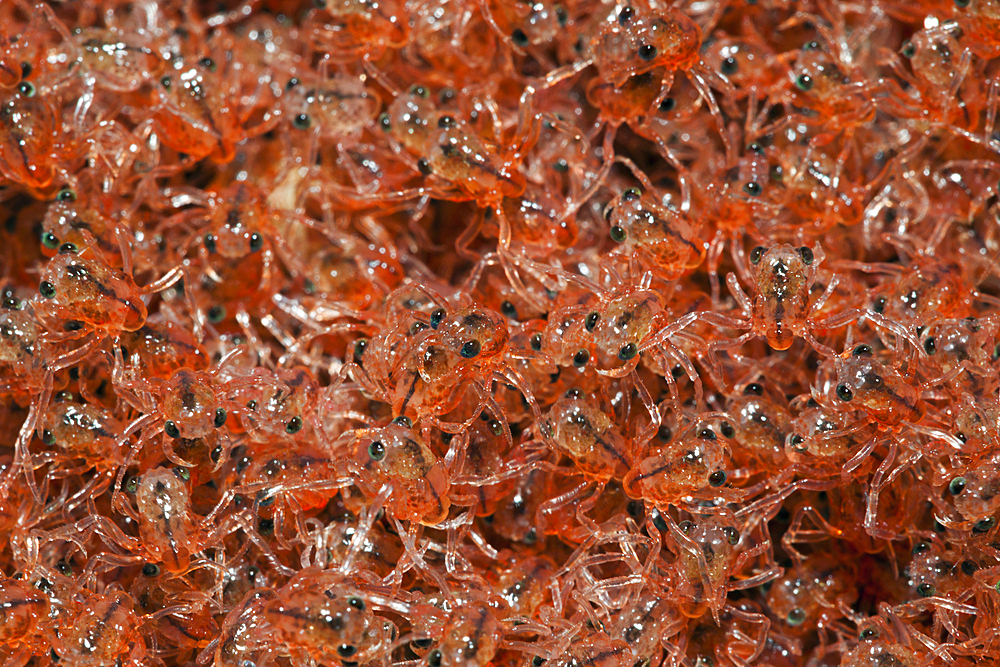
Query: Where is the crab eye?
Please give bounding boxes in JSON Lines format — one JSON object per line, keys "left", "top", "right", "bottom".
{"left": 901, "top": 41, "right": 915, "bottom": 58}
{"left": 353, "top": 339, "right": 368, "bottom": 363}
{"left": 786, "top": 608, "right": 806, "bottom": 626}
{"left": 835, "top": 384, "right": 853, "bottom": 401}
{"left": 617, "top": 5, "right": 634, "bottom": 23}
{"left": 214, "top": 408, "right": 227, "bottom": 428}
{"left": 610, "top": 226, "right": 627, "bottom": 242}
{"left": 41, "top": 232, "right": 59, "bottom": 249}
{"left": 293, "top": 113, "right": 311, "bottom": 129}
{"left": 622, "top": 187, "right": 642, "bottom": 201}
{"left": 164, "top": 421, "right": 180, "bottom": 438}
{"left": 18, "top": 81, "right": 35, "bottom": 97}
{"left": 285, "top": 416, "right": 304, "bottom": 434}
{"left": 511, "top": 28, "right": 529, "bottom": 47}
{"left": 637, "top": 44, "right": 657, "bottom": 61}
{"left": 749, "top": 246, "right": 764, "bottom": 264}
{"left": 207, "top": 305, "right": 226, "bottom": 323}
{"left": 949, "top": 477, "right": 966, "bottom": 495}
{"left": 461, "top": 340, "right": 481, "bottom": 358}
{"left": 720, "top": 56, "right": 738, "bottom": 75}
{"left": 799, "top": 246, "right": 814, "bottom": 264}
{"left": 585, "top": 312, "right": 600, "bottom": 332}
{"left": 795, "top": 74, "right": 813, "bottom": 91}
{"left": 368, "top": 440, "right": 386, "bottom": 461}
{"left": 487, "top": 419, "right": 503, "bottom": 436}
{"left": 923, "top": 337, "right": 937, "bottom": 355}
{"left": 852, "top": 344, "right": 873, "bottom": 357}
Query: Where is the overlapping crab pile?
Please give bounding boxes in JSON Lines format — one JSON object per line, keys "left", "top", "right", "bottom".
{"left": 3, "top": 0, "right": 1000, "bottom": 665}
